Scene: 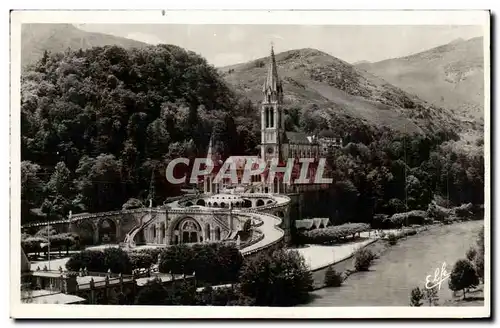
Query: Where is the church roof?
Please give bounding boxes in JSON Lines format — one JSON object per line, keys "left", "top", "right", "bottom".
{"left": 285, "top": 132, "right": 314, "bottom": 145}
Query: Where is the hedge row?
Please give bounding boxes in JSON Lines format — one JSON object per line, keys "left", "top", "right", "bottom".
{"left": 300, "top": 223, "right": 370, "bottom": 244}
{"left": 128, "top": 248, "right": 162, "bottom": 271}
{"left": 21, "top": 232, "right": 80, "bottom": 254}
{"left": 372, "top": 211, "right": 431, "bottom": 229}
{"left": 158, "top": 243, "right": 243, "bottom": 285}
{"left": 66, "top": 248, "right": 132, "bottom": 274}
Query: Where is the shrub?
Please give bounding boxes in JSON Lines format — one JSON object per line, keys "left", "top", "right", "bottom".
{"left": 49, "top": 233, "right": 79, "bottom": 255}
{"left": 466, "top": 247, "right": 477, "bottom": 262}
{"left": 389, "top": 210, "right": 427, "bottom": 227}
{"left": 134, "top": 278, "right": 169, "bottom": 305}
{"left": 66, "top": 250, "right": 105, "bottom": 272}
{"left": 324, "top": 266, "right": 343, "bottom": 287}
{"left": 387, "top": 198, "right": 405, "bottom": 215}
{"left": 158, "top": 244, "right": 194, "bottom": 276}
{"left": 239, "top": 249, "right": 313, "bottom": 306}
{"left": 301, "top": 223, "right": 370, "bottom": 244}
{"left": 103, "top": 248, "right": 133, "bottom": 274}
{"left": 448, "top": 259, "right": 480, "bottom": 300}
{"left": 405, "top": 228, "right": 417, "bottom": 236}
{"left": 424, "top": 285, "right": 439, "bottom": 306}
{"left": 66, "top": 248, "right": 132, "bottom": 274}
{"left": 387, "top": 233, "right": 398, "bottom": 245}
{"left": 158, "top": 243, "right": 243, "bottom": 285}
{"left": 410, "top": 286, "right": 424, "bottom": 307}
{"left": 353, "top": 248, "right": 377, "bottom": 271}
{"left": 454, "top": 203, "right": 473, "bottom": 218}
{"left": 129, "top": 252, "right": 155, "bottom": 270}
{"left": 21, "top": 236, "right": 48, "bottom": 254}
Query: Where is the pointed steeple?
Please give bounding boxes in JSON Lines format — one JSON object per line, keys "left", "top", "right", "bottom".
{"left": 262, "top": 45, "right": 283, "bottom": 103}
{"left": 206, "top": 131, "right": 214, "bottom": 160}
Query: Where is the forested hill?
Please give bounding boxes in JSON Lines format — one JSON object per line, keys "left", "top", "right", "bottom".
{"left": 21, "top": 45, "right": 261, "bottom": 223}
{"left": 21, "top": 24, "right": 147, "bottom": 67}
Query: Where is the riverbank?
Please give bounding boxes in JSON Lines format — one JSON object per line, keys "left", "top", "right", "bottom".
{"left": 303, "top": 220, "right": 484, "bottom": 306}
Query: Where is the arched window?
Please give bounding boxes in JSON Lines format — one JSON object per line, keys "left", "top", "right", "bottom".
{"left": 215, "top": 227, "right": 221, "bottom": 240}
{"left": 270, "top": 108, "right": 274, "bottom": 127}
{"left": 205, "top": 223, "right": 211, "bottom": 241}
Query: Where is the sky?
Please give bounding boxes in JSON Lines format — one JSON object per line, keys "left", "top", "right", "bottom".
{"left": 77, "top": 24, "right": 484, "bottom": 67}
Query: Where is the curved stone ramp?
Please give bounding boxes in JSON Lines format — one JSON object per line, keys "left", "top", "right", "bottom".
{"left": 237, "top": 210, "right": 284, "bottom": 256}
{"left": 125, "top": 212, "right": 155, "bottom": 247}
{"left": 237, "top": 194, "right": 290, "bottom": 255}
{"left": 124, "top": 193, "right": 291, "bottom": 256}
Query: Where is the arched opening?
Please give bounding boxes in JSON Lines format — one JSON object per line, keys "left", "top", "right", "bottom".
{"left": 256, "top": 199, "right": 265, "bottom": 207}
{"left": 205, "top": 223, "right": 211, "bottom": 241}
{"left": 264, "top": 187, "right": 269, "bottom": 193}
{"left": 267, "top": 200, "right": 273, "bottom": 205}
{"left": 98, "top": 219, "right": 116, "bottom": 244}
{"left": 196, "top": 199, "right": 206, "bottom": 206}
{"left": 276, "top": 211, "right": 285, "bottom": 218}
{"left": 220, "top": 202, "right": 226, "bottom": 208}
{"left": 174, "top": 218, "right": 202, "bottom": 244}
{"left": 77, "top": 221, "right": 95, "bottom": 246}
{"left": 273, "top": 178, "right": 279, "bottom": 193}
{"left": 215, "top": 227, "right": 221, "bottom": 241}
{"left": 213, "top": 202, "right": 218, "bottom": 207}
{"left": 161, "top": 223, "right": 166, "bottom": 241}
{"left": 150, "top": 225, "right": 156, "bottom": 242}
{"left": 185, "top": 201, "right": 193, "bottom": 207}
{"left": 243, "top": 199, "right": 252, "bottom": 208}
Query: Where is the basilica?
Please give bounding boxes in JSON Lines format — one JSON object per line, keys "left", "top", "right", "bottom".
{"left": 202, "top": 46, "right": 342, "bottom": 195}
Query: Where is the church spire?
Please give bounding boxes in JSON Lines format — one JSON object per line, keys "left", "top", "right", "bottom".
{"left": 206, "top": 131, "right": 214, "bottom": 160}
{"left": 262, "top": 45, "right": 283, "bottom": 103}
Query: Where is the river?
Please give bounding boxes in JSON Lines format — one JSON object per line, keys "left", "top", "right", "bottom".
{"left": 303, "top": 220, "right": 483, "bottom": 306}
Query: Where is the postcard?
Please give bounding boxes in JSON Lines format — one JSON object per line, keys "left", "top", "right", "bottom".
{"left": 10, "top": 9, "right": 490, "bottom": 319}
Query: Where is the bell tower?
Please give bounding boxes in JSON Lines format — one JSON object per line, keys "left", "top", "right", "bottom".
{"left": 261, "top": 45, "right": 285, "bottom": 163}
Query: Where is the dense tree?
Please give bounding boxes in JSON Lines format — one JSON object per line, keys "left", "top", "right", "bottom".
{"left": 134, "top": 278, "right": 170, "bottom": 305}
{"left": 20, "top": 45, "right": 253, "bottom": 218}
{"left": 65, "top": 248, "right": 132, "bottom": 274}
{"left": 239, "top": 249, "right": 313, "bottom": 306}
{"left": 448, "top": 259, "right": 480, "bottom": 300}
{"left": 410, "top": 287, "right": 424, "bottom": 307}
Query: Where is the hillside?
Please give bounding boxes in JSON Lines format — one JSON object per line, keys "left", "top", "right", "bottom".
{"left": 221, "top": 48, "right": 462, "bottom": 139}
{"left": 356, "top": 37, "right": 484, "bottom": 123}
{"left": 21, "top": 24, "right": 147, "bottom": 67}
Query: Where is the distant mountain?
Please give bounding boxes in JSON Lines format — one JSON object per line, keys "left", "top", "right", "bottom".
{"left": 352, "top": 60, "right": 370, "bottom": 65}
{"left": 356, "top": 37, "right": 484, "bottom": 123}
{"left": 221, "top": 48, "right": 463, "bottom": 139}
{"left": 21, "top": 24, "right": 147, "bottom": 67}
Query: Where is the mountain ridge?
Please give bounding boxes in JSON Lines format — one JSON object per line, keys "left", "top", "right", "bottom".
{"left": 355, "top": 36, "right": 484, "bottom": 124}
{"left": 220, "top": 47, "right": 463, "bottom": 140}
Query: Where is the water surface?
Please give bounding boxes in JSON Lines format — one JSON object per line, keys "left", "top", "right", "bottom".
{"left": 304, "top": 221, "right": 483, "bottom": 306}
